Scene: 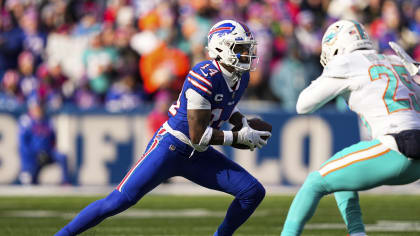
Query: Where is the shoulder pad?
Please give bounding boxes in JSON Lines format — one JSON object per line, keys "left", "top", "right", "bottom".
{"left": 322, "top": 54, "right": 350, "bottom": 79}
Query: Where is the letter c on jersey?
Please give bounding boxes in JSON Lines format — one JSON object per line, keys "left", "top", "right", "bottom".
{"left": 215, "top": 94, "right": 223, "bottom": 102}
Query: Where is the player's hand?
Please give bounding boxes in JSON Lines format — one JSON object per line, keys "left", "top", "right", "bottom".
{"left": 389, "top": 41, "right": 420, "bottom": 76}
{"left": 237, "top": 119, "right": 271, "bottom": 151}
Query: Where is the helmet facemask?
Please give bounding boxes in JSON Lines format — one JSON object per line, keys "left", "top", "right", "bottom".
{"left": 229, "top": 40, "right": 259, "bottom": 72}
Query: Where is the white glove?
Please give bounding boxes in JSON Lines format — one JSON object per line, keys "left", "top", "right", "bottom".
{"left": 389, "top": 41, "right": 420, "bottom": 76}
{"left": 237, "top": 118, "right": 271, "bottom": 151}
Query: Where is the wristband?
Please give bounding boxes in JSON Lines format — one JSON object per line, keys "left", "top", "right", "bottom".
{"left": 223, "top": 131, "right": 233, "bottom": 146}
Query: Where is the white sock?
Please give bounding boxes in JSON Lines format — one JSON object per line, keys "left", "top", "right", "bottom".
{"left": 350, "top": 233, "right": 367, "bottom": 236}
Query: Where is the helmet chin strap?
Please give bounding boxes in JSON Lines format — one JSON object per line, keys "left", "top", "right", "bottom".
{"left": 218, "top": 61, "right": 243, "bottom": 86}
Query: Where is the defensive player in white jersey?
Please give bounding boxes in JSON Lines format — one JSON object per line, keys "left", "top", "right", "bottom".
{"left": 281, "top": 19, "right": 420, "bottom": 236}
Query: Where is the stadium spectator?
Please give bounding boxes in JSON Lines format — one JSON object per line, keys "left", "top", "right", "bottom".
{"left": 0, "top": 0, "right": 420, "bottom": 109}
{"left": 72, "top": 79, "right": 101, "bottom": 109}
{"left": 72, "top": 13, "right": 101, "bottom": 36}
{"left": 19, "top": 8, "right": 47, "bottom": 66}
{"left": 270, "top": 47, "right": 307, "bottom": 110}
{"left": 18, "top": 51, "right": 39, "bottom": 98}
{"left": 139, "top": 42, "right": 190, "bottom": 94}
{"left": 0, "top": 69, "right": 24, "bottom": 110}
{"left": 45, "top": 61, "right": 70, "bottom": 99}
{"left": 0, "top": 10, "right": 24, "bottom": 79}
{"left": 82, "top": 31, "right": 118, "bottom": 98}
{"left": 105, "top": 74, "right": 146, "bottom": 112}
{"left": 18, "top": 98, "right": 70, "bottom": 185}
{"left": 146, "top": 89, "right": 171, "bottom": 137}
{"left": 114, "top": 28, "right": 139, "bottom": 79}
{"left": 36, "top": 63, "right": 65, "bottom": 110}
{"left": 370, "top": 0, "right": 401, "bottom": 52}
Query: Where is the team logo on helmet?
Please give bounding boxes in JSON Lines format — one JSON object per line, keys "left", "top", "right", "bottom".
{"left": 323, "top": 26, "right": 341, "bottom": 45}
{"left": 208, "top": 23, "right": 235, "bottom": 41}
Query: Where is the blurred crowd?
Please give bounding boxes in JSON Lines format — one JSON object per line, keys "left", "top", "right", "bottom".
{"left": 1, "top": 0, "right": 420, "bottom": 113}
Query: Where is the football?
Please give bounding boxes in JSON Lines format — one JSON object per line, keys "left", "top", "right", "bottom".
{"left": 231, "top": 118, "right": 272, "bottom": 149}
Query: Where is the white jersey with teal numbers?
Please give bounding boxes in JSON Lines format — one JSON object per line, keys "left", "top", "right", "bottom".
{"left": 297, "top": 49, "right": 420, "bottom": 139}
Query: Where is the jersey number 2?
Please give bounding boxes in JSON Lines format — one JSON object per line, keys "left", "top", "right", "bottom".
{"left": 369, "top": 64, "right": 420, "bottom": 113}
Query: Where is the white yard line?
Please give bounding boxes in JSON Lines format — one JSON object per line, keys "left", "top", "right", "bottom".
{"left": 1, "top": 209, "right": 419, "bottom": 232}
{"left": 306, "top": 221, "right": 420, "bottom": 232}
{"left": 0, "top": 183, "right": 420, "bottom": 196}
{"left": 0, "top": 209, "right": 269, "bottom": 219}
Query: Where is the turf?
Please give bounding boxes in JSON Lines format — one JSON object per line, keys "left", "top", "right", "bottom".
{"left": 0, "top": 194, "right": 419, "bottom": 235}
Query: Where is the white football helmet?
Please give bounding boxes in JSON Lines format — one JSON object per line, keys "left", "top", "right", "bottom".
{"left": 320, "top": 20, "right": 373, "bottom": 67}
{"left": 207, "top": 20, "right": 258, "bottom": 73}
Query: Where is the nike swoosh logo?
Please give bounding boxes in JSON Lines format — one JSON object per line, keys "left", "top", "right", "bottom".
{"left": 200, "top": 69, "right": 208, "bottom": 76}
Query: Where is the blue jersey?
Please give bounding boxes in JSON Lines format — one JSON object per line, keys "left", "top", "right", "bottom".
{"left": 18, "top": 115, "right": 56, "bottom": 156}
{"left": 167, "top": 60, "right": 249, "bottom": 137}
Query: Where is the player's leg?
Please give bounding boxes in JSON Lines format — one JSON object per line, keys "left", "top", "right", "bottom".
{"left": 281, "top": 170, "right": 325, "bottom": 236}
{"left": 282, "top": 138, "right": 417, "bottom": 236}
{"left": 334, "top": 191, "right": 365, "bottom": 235}
{"left": 55, "top": 128, "right": 180, "bottom": 236}
{"left": 19, "top": 152, "right": 39, "bottom": 185}
{"left": 51, "top": 150, "right": 71, "bottom": 184}
{"left": 181, "top": 147, "right": 265, "bottom": 236}
{"left": 384, "top": 157, "right": 420, "bottom": 185}
{"left": 333, "top": 132, "right": 420, "bottom": 236}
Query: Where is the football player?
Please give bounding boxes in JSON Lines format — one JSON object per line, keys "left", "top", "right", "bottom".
{"left": 281, "top": 20, "right": 420, "bottom": 236}
{"left": 55, "top": 19, "right": 271, "bottom": 236}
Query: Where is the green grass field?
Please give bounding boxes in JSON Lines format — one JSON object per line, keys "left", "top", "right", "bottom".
{"left": 0, "top": 194, "right": 419, "bottom": 236}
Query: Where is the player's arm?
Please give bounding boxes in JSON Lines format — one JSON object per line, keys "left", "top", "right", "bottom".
{"left": 389, "top": 42, "right": 420, "bottom": 76}
{"left": 187, "top": 109, "right": 270, "bottom": 152}
{"left": 228, "top": 107, "right": 245, "bottom": 127}
{"left": 188, "top": 109, "right": 234, "bottom": 145}
{"left": 296, "top": 75, "right": 349, "bottom": 114}
{"left": 297, "top": 55, "right": 352, "bottom": 114}
{"left": 186, "top": 89, "right": 269, "bottom": 151}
